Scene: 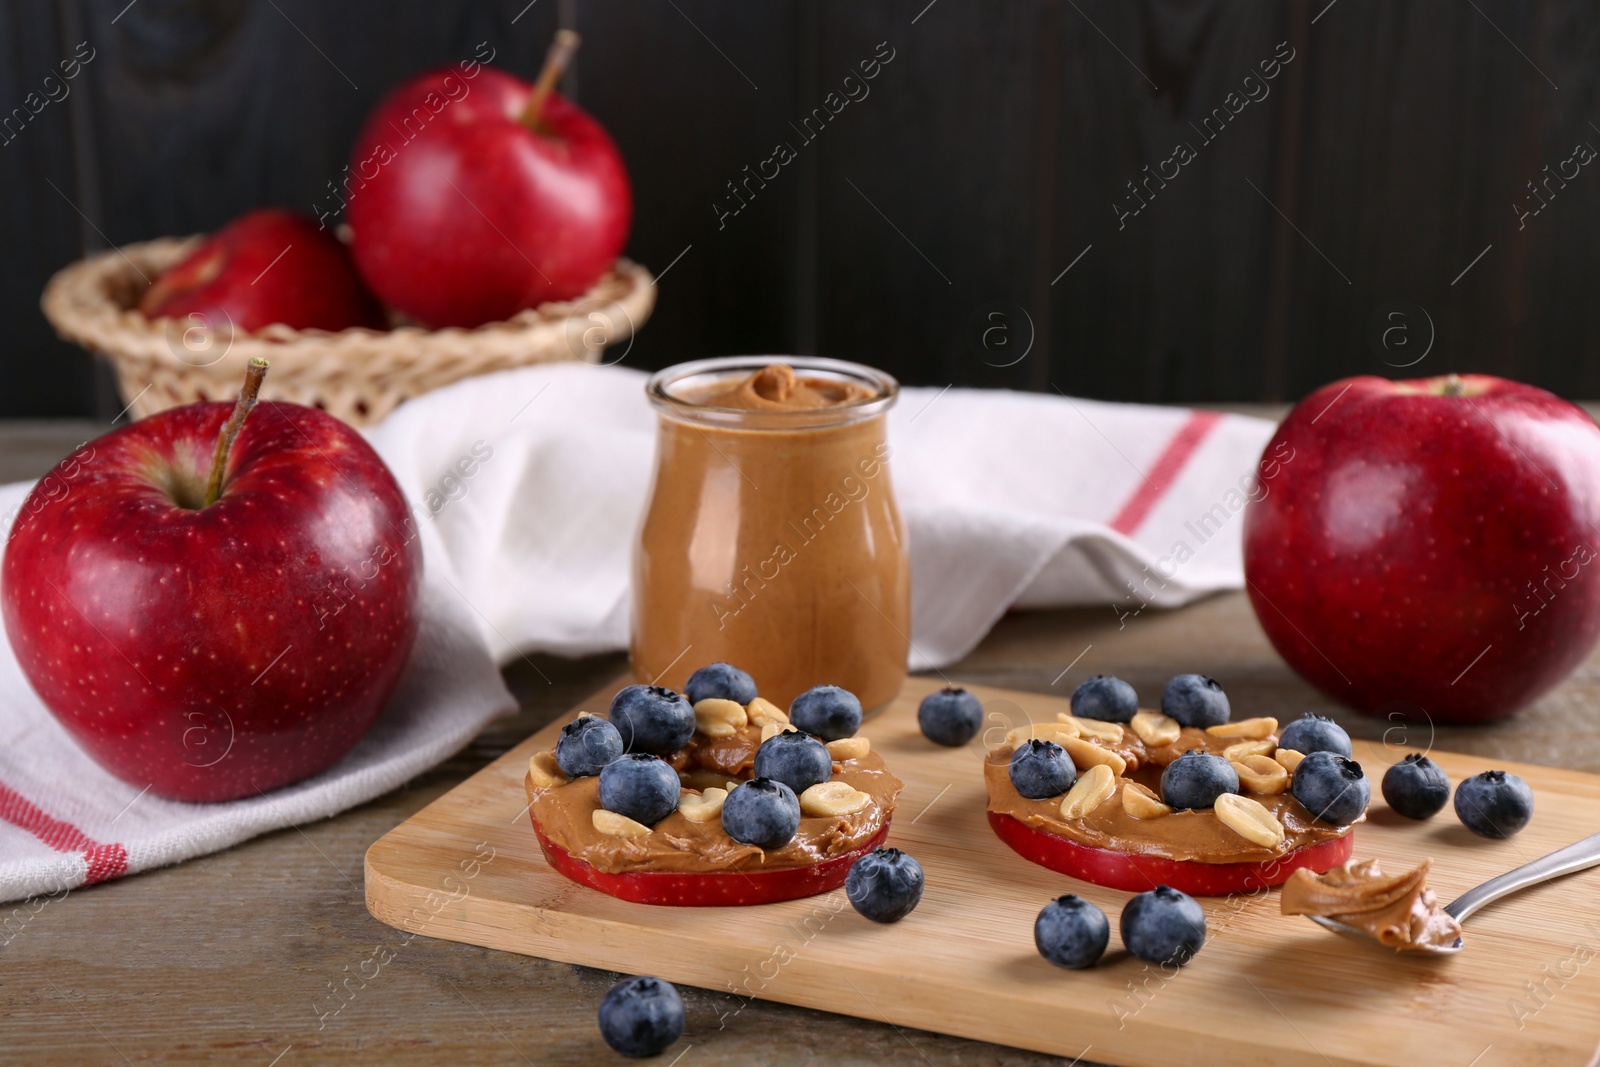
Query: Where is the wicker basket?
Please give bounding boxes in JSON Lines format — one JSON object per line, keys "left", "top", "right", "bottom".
{"left": 40, "top": 236, "right": 656, "bottom": 427}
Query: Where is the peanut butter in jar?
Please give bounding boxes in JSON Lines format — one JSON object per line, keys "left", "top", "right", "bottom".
{"left": 632, "top": 357, "right": 909, "bottom": 712}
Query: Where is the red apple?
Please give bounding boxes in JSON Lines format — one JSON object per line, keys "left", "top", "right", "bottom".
{"left": 1, "top": 361, "right": 421, "bottom": 801}
{"left": 1243, "top": 374, "right": 1600, "bottom": 723}
{"left": 345, "top": 33, "right": 632, "bottom": 328}
{"left": 138, "top": 208, "right": 385, "bottom": 333}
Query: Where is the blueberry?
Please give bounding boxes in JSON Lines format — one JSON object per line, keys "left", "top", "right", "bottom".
{"left": 1278, "top": 714, "right": 1353, "bottom": 758}
{"left": 683, "top": 662, "right": 758, "bottom": 705}
{"left": 598, "top": 975, "right": 684, "bottom": 1058}
{"left": 1071, "top": 675, "right": 1139, "bottom": 724}
{"left": 1382, "top": 753, "right": 1450, "bottom": 820}
{"left": 597, "top": 754, "right": 682, "bottom": 826}
{"left": 1159, "top": 750, "right": 1239, "bottom": 810}
{"left": 554, "top": 715, "right": 624, "bottom": 777}
{"left": 720, "top": 778, "right": 801, "bottom": 849}
{"left": 752, "top": 730, "right": 832, "bottom": 794}
{"left": 789, "top": 685, "right": 863, "bottom": 741}
{"left": 1034, "top": 895, "right": 1110, "bottom": 969}
{"left": 845, "top": 847, "right": 925, "bottom": 923}
{"left": 1120, "top": 885, "right": 1207, "bottom": 967}
{"left": 1160, "top": 674, "right": 1230, "bottom": 729}
{"left": 1291, "top": 751, "right": 1370, "bottom": 824}
{"left": 917, "top": 686, "right": 983, "bottom": 746}
{"left": 608, "top": 685, "right": 695, "bottom": 755}
{"left": 1454, "top": 770, "right": 1534, "bottom": 838}
{"left": 1009, "top": 739, "right": 1077, "bottom": 799}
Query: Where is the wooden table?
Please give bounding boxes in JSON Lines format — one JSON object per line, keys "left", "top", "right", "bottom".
{"left": 4, "top": 417, "right": 1599, "bottom": 1067}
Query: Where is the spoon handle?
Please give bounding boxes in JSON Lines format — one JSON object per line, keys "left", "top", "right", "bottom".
{"left": 1446, "top": 831, "right": 1600, "bottom": 923}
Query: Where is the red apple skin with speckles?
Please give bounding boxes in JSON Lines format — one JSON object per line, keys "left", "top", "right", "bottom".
{"left": 346, "top": 67, "right": 632, "bottom": 329}
{"left": 1243, "top": 374, "right": 1600, "bottom": 723}
{"left": 1, "top": 401, "right": 421, "bottom": 801}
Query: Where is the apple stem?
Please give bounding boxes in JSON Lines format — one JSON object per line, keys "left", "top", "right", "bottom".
{"left": 519, "top": 29, "right": 580, "bottom": 128}
{"left": 1443, "top": 374, "right": 1466, "bottom": 397}
{"left": 203, "top": 358, "right": 269, "bottom": 507}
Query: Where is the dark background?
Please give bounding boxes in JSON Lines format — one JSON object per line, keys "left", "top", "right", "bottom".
{"left": 3, "top": 0, "right": 1599, "bottom": 419}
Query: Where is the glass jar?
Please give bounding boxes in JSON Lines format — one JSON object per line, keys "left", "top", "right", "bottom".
{"left": 631, "top": 356, "right": 909, "bottom": 711}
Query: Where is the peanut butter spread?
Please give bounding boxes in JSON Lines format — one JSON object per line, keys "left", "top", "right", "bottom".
{"left": 528, "top": 724, "right": 903, "bottom": 875}
{"left": 1281, "top": 858, "right": 1463, "bottom": 950}
{"left": 686, "top": 363, "right": 875, "bottom": 410}
{"left": 983, "top": 717, "right": 1357, "bottom": 864}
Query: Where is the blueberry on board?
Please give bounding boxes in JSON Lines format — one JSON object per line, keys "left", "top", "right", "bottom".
{"left": 845, "top": 848, "right": 925, "bottom": 923}
{"left": 1034, "top": 895, "right": 1110, "bottom": 969}
{"left": 1159, "top": 750, "right": 1240, "bottom": 810}
{"left": 608, "top": 685, "right": 695, "bottom": 755}
{"left": 752, "top": 730, "right": 832, "bottom": 794}
{"left": 720, "top": 778, "right": 801, "bottom": 849}
{"left": 1009, "top": 739, "right": 1077, "bottom": 800}
{"left": 1071, "top": 675, "right": 1139, "bottom": 724}
{"left": 1290, "top": 751, "right": 1371, "bottom": 825}
{"left": 1120, "top": 885, "right": 1207, "bottom": 967}
{"left": 1278, "top": 714, "right": 1353, "bottom": 758}
{"left": 598, "top": 975, "right": 684, "bottom": 1058}
{"left": 1454, "top": 770, "right": 1534, "bottom": 838}
{"left": 597, "top": 754, "right": 682, "bottom": 826}
{"left": 555, "top": 715, "right": 624, "bottom": 778}
{"left": 917, "top": 686, "right": 983, "bottom": 746}
{"left": 1160, "top": 675, "right": 1230, "bottom": 729}
{"left": 1382, "top": 753, "right": 1451, "bottom": 820}
{"left": 789, "top": 685, "right": 863, "bottom": 741}
{"left": 683, "top": 662, "right": 758, "bottom": 705}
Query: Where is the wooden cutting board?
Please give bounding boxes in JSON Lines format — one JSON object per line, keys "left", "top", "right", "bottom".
{"left": 365, "top": 676, "right": 1600, "bottom": 1067}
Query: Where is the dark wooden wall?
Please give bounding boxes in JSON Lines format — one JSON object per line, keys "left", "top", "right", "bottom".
{"left": 4, "top": 0, "right": 1599, "bottom": 418}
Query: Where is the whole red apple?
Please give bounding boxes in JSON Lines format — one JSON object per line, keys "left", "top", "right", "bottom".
{"left": 1243, "top": 373, "right": 1600, "bottom": 723}
{"left": 138, "top": 208, "right": 385, "bottom": 333}
{"left": 345, "top": 33, "right": 632, "bottom": 328}
{"left": 1, "top": 361, "right": 421, "bottom": 801}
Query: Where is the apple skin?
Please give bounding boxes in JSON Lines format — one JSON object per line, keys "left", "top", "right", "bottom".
{"left": 1, "top": 400, "right": 421, "bottom": 801}
{"left": 138, "top": 208, "right": 386, "bottom": 333}
{"left": 1243, "top": 374, "right": 1600, "bottom": 723}
{"left": 346, "top": 66, "right": 632, "bottom": 329}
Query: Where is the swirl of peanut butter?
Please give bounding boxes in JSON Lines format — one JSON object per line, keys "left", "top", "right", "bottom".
{"left": 686, "top": 363, "right": 874, "bottom": 410}
{"left": 1280, "top": 858, "right": 1463, "bottom": 950}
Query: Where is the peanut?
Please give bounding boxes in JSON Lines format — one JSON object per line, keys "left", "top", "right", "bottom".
{"left": 592, "top": 809, "right": 651, "bottom": 838}
{"left": 1232, "top": 754, "right": 1290, "bottom": 795}
{"left": 1205, "top": 716, "right": 1279, "bottom": 740}
{"left": 694, "top": 698, "right": 748, "bottom": 738}
{"left": 799, "top": 781, "right": 871, "bottom": 817}
{"left": 745, "top": 697, "right": 788, "bottom": 727}
{"left": 1121, "top": 781, "right": 1173, "bottom": 819}
{"left": 1130, "top": 710, "right": 1181, "bottom": 747}
{"left": 1214, "top": 793, "right": 1285, "bottom": 849}
{"left": 1061, "top": 735, "right": 1128, "bottom": 777}
{"left": 1059, "top": 764, "right": 1117, "bottom": 819}
{"left": 760, "top": 721, "right": 798, "bottom": 743}
{"left": 528, "top": 750, "right": 569, "bottom": 789}
{"left": 1058, "top": 713, "right": 1123, "bottom": 743}
{"left": 825, "top": 737, "right": 870, "bottom": 761}
{"left": 1274, "top": 748, "right": 1306, "bottom": 773}
{"left": 1222, "top": 738, "right": 1277, "bottom": 761}
{"left": 678, "top": 787, "right": 728, "bottom": 823}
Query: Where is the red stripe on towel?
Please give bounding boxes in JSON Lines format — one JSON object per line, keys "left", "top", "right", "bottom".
{"left": 1107, "top": 410, "right": 1225, "bottom": 537}
{"left": 0, "top": 781, "right": 128, "bottom": 885}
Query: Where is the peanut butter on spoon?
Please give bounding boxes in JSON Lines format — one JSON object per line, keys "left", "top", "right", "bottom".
{"left": 1281, "top": 858, "right": 1463, "bottom": 951}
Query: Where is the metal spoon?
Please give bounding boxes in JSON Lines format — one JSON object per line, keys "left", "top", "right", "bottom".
{"left": 1307, "top": 830, "right": 1600, "bottom": 955}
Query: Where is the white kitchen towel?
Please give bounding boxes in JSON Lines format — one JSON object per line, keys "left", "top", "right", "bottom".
{"left": 0, "top": 476, "right": 516, "bottom": 906}
{"left": 365, "top": 363, "right": 1279, "bottom": 670}
{"left": 0, "top": 362, "right": 1275, "bottom": 904}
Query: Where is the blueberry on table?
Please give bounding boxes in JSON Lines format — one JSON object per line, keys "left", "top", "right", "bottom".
{"left": 1071, "top": 675, "right": 1139, "bottom": 724}
{"left": 598, "top": 975, "right": 684, "bottom": 1058}
{"left": 597, "top": 754, "right": 682, "bottom": 826}
{"left": 846, "top": 847, "right": 925, "bottom": 923}
{"left": 1290, "top": 751, "right": 1370, "bottom": 824}
{"left": 1009, "top": 739, "right": 1077, "bottom": 800}
{"left": 1455, "top": 770, "right": 1534, "bottom": 838}
{"left": 1159, "top": 750, "right": 1239, "bottom": 810}
{"left": 1160, "top": 674, "right": 1230, "bottom": 729}
{"left": 1034, "top": 894, "right": 1110, "bottom": 969}
{"left": 1278, "top": 714, "right": 1353, "bottom": 758}
{"left": 1382, "top": 753, "right": 1450, "bottom": 819}
{"left": 789, "top": 685, "right": 863, "bottom": 741}
{"left": 1121, "top": 885, "right": 1207, "bottom": 967}
{"left": 720, "top": 778, "right": 801, "bottom": 849}
{"left": 917, "top": 686, "right": 983, "bottom": 746}
{"left": 683, "top": 662, "right": 758, "bottom": 706}
{"left": 753, "top": 730, "right": 832, "bottom": 794}
{"left": 608, "top": 685, "right": 695, "bottom": 755}
{"left": 555, "top": 715, "right": 624, "bottom": 777}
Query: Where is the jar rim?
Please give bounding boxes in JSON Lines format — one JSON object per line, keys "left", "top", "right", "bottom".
{"left": 646, "top": 356, "right": 898, "bottom": 429}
